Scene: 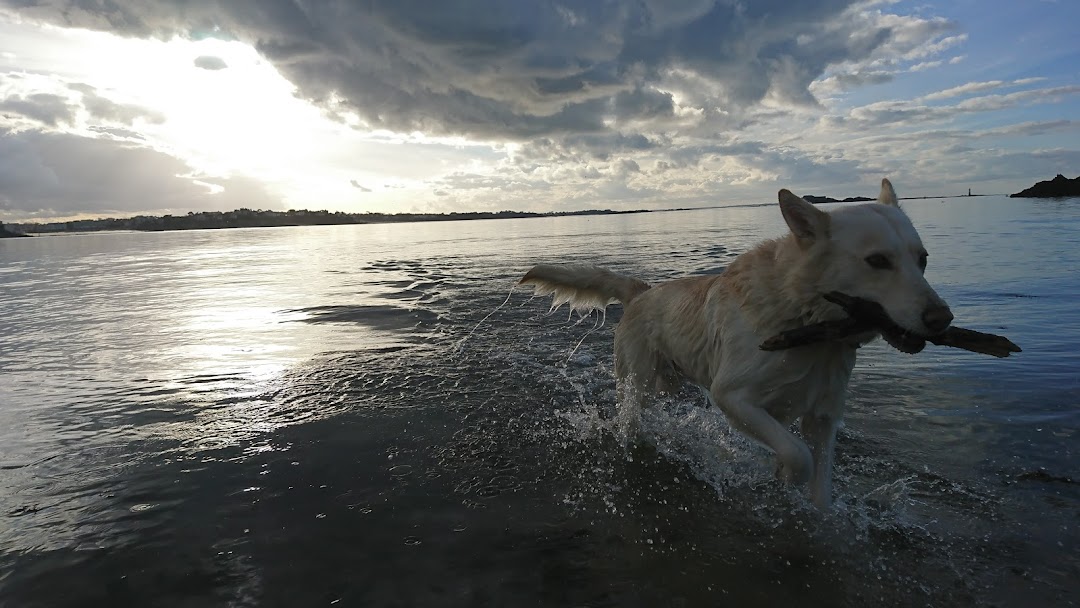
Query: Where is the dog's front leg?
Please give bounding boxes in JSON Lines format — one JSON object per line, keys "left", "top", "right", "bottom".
{"left": 711, "top": 386, "right": 813, "bottom": 485}
{"left": 800, "top": 414, "right": 839, "bottom": 509}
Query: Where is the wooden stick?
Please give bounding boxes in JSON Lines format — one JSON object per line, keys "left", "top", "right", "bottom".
{"left": 926, "top": 327, "right": 1022, "bottom": 358}
{"left": 760, "top": 292, "right": 1021, "bottom": 358}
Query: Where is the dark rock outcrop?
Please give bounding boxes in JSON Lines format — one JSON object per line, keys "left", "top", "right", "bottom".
{"left": 1010, "top": 174, "right": 1080, "bottom": 198}
{"left": 803, "top": 195, "right": 874, "bottom": 204}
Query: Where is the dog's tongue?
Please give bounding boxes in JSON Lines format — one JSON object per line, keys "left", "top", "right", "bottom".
{"left": 882, "top": 328, "right": 926, "bottom": 354}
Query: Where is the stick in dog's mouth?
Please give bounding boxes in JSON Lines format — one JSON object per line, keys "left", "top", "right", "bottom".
{"left": 760, "top": 291, "right": 1021, "bottom": 358}
{"left": 824, "top": 291, "right": 928, "bottom": 354}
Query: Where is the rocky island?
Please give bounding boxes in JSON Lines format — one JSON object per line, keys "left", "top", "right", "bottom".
{"left": 1010, "top": 174, "right": 1080, "bottom": 198}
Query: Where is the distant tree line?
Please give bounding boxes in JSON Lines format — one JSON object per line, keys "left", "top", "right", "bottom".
{"left": 8, "top": 207, "right": 642, "bottom": 234}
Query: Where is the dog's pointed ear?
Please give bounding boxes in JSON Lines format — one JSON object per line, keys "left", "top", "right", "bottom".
{"left": 878, "top": 178, "right": 898, "bottom": 206}
{"left": 779, "top": 189, "right": 829, "bottom": 245}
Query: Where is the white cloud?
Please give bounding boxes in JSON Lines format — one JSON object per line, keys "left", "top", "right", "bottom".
{"left": 920, "top": 78, "right": 1048, "bottom": 101}
{"left": 825, "top": 84, "right": 1080, "bottom": 128}
{"left": 921, "top": 80, "right": 1008, "bottom": 101}
{"left": 907, "top": 60, "right": 941, "bottom": 72}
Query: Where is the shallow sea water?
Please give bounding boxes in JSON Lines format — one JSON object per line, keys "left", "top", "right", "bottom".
{"left": 1, "top": 195, "right": 1078, "bottom": 607}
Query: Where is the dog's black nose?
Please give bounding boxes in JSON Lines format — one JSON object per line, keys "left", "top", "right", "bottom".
{"left": 922, "top": 305, "right": 953, "bottom": 334}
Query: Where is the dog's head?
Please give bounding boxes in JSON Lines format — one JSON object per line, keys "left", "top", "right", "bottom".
{"left": 778, "top": 178, "right": 952, "bottom": 339}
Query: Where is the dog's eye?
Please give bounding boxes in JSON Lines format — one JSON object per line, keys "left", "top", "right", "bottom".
{"left": 864, "top": 253, "right": 892, "bottom": 270}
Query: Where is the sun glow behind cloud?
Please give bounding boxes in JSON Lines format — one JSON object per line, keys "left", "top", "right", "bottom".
{"left": 0, "top": 17, "right": 493, "bottom": 216}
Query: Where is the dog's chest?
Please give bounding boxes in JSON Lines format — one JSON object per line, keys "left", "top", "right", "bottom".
{"left": 756, "top": 347, "right": 857, "bottom": 423}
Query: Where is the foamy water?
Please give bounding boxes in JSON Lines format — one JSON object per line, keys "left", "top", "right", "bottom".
{"left": 1, "top": 196, "right": 1077, "bottom": 606}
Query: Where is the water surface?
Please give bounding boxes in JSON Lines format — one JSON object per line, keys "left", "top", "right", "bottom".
{"left": 1, "top": 196, "right": 1078, "bottom": 606}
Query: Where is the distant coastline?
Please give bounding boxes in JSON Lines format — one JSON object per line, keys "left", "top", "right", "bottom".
{"left": 8, "top": 208, "right": 658, "bottom": 236}
{"left": 5, "top": 190, "right": 1008, "bottom": 236}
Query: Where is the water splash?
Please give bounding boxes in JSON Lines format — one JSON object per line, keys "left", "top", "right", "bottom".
{"left": 454, "top": 284, "right": 516, "bottom": 351}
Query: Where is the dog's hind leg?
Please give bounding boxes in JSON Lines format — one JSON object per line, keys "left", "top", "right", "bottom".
{"left": 711, "top": 386, "right": 813, "bottom": 485}
{"left": 613, "top": 330, "right": 661, "bottom": 441}
{"left": 614, "top": 373, "right": 647, "bottom": 443}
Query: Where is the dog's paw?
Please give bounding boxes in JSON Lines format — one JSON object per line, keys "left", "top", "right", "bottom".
{"left": 809, "top": 485, "right": 833, "bottom": 510}
{"left": 774, "top": 442, "right": 814, "bottom": 485}
{"left": 774, "top": 458, "right": 812, "bottom": 485}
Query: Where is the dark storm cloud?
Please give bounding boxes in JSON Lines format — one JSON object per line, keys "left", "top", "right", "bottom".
{"left": 612, "top": 87, "right": 675, "bottom": 121}
{"left": 1, "top": 86, "right": 163, "bottom": 128}
{"left": 193, "top": 55, "right": 228, "bottom": 70}
{"left": 0, "top": 92, "right": 76, "bottom": 126}
{"left": 0, "top": 128, "right": 280, "bottom": 217}
{"left": 0, "top": 0, "right": 953, "bottom": 140}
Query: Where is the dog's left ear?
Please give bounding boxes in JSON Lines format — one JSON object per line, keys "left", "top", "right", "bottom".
{"left": 878, "top": 178, "right": 899, "bottom": 206}
{"left": 779, "top": 189, "right": 829, "bottom": 245}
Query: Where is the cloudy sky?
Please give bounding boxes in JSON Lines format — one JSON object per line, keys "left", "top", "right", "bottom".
{"left": 0, "top": 0, "right": 1078, "bottom": 222}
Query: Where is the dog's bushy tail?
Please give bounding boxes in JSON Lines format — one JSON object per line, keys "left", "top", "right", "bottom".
{"left": 519, "top": 264, "right": 651, "bottom": 313}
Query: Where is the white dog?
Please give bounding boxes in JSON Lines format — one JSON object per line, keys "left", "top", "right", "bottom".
{"left": 520, "top": 179, "right": 952, "bottom": 508}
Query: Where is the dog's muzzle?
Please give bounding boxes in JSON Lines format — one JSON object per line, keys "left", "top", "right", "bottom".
{"left": 922, "top": 305, "right": 954, "bottom": 335}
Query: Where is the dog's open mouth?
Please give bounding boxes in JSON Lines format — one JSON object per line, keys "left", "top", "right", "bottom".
{"left": 823, "top": 292, "right": 938, "bottom": 354}
{"left": 878, "top": 321, "right": 928, "bottom": 354}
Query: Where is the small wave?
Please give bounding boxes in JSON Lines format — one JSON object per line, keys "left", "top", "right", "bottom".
{"left": 283, "top": 304, "right": 441, "bottom": 330}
